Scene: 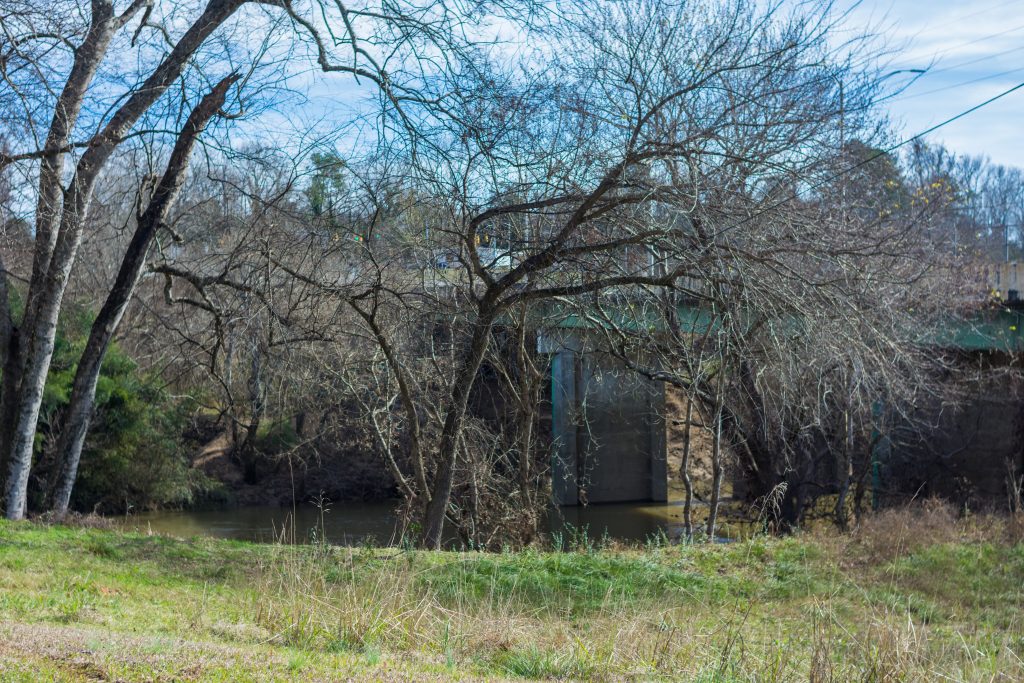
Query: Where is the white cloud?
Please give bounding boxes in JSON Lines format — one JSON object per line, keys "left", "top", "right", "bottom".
{"left": 845, "top": 0, "right": 1024, "bottom": 167}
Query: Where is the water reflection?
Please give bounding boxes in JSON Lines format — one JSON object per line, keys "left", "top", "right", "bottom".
{"left": 119, "top": 500, "right": 691, "bottom": 546}
{"left": 121, "top": 502, "right": 402, "bottom": 545}
{"left": 548, "top": 502, "right": 685, "bottom": 544}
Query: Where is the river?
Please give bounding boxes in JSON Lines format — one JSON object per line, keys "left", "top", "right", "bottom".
{"left": 118, "top": 499, "right": 697, "bottom": 546}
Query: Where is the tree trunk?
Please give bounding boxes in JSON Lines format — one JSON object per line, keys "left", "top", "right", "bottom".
{"left": 18, "top": 0, "right": 126, "bottom": 345}
{"left": 2, "top": 0, "right": 127, "bottom": 520}
{"left": 351, "top": 301, "right": 429, "bottom": 506}
{"left": 421, "top": 311, "right": 495, "bottom": 549}
{"left": 4, "top": 0, "right": 245, "bottom": 519}
{"left": 512, "top": 319, "right": 541, "bottom": 493}
{"left": 236, "top": 330, "right": 266, "bottom": 477}
{"left": 513, "top": 323, "right": 543, "bottom": 540}
{"left": 50, "top": 75, "right": 238, "bottom": 516}
{"left": 680, "top": 393, "right": 695, "bottom": 541}
{"left": 705, "top": 375, "right": 725, "bottom": 541}
{"left": 5, "top": 296, "right": 63, "bottom": 519}
{"left": 852, "top": 433, "right": 877, "bottom": 523}
{"left": 834, "top": 406, "right": 854, "bottom": 531}
{"left": 0, "top": 251, "right": 19, "bottom": 491}
{"left": 0, "top": 338, "right": 18, "bottom": 492}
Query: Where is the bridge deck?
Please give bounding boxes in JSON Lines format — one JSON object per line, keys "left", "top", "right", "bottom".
{"left": 539, "top": 301, "right": 1024, "bottom": 353}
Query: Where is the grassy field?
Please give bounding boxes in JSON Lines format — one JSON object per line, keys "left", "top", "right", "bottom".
{"left": 0, "top": 504, "right": 1022, "bottom": 682}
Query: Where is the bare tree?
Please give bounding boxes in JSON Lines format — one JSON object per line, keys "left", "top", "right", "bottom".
{"left": 293, "top": 0, "right": 916, "bottom": 547}
{"left": 2, "top": 0, "right": 992, "bottom": 543}
{"left": 49, "top": 74, "right": 238, "bottom": 515}
{"left": 0, "top": 0, "right": 540, "bottom": 518}
{"left": 1, "top": 0, "right": 250, "bottom": 519}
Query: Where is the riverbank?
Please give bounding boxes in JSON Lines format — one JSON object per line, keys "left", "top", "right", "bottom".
{"left": 1, "top": 506, "right": 1022, "bottom": 681}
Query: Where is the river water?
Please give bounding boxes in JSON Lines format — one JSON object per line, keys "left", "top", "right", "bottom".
{"left": 118, "top": 500, "right": 694, "bottom": 546}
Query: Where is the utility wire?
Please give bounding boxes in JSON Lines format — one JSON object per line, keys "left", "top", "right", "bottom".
{"left": 924, "top": 44, "right": 1024, "bottom": 77}
{"left": 890, "top": 66, "right": 1024, "bottom": 102}
{"left": 942, "top": 0, "right": 1022, "bottom": 25}
{"left": 880, "top": 5, "right": 1024, "bottom": 102}
{"left": 719, "top": 80, "right": 1024, "bottom": 237}
{"left": 900, "top": 20, "right": 1024, "bottom": 65}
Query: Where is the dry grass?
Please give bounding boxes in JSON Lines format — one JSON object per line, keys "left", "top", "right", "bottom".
{"left": 1, "top": 505, "right": 1022, "bottom": 681}
{"left": 0, "top": 621, "right": 487, "bottom": 682}
{"left": 843, "top": 498, "right": 1024, "bottom": 562}
{"left": 33, "top": 510, "right": 119, "bottom": 531}
{"left": 241, "top": 504, "right": 1024, "bottom": 681}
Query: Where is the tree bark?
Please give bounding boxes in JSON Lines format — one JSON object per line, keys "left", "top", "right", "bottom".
{"left": 0, "top": 251, "right": 18, "bottom": 490}
{"left": 2, "top": 0, "right": 127, "bottom": 520}
{"left": 421, "top": 309, "right": 495, "bottom": 549}
{"left": 705, "top": 373, "right": 725, "bottom": 541}
{"left": 834, "top": 405, "right": 855, "bottom": 531}
{"left": 512, "top": 320, "right": 543, "bottom": 540}
{"left": 19, "top": 0, "right": 136, "bottom": 341}
{"left": 680, "top": 392, "right": 695, "bottom": 541}
{"left": 50, "top": 75, "right": 238, "bottom": 516}
{"left": 351, "top": 300, "right": 430, "bottom": 506}
{"left": 4, "top": 0, "right": 245, "bottom": 520}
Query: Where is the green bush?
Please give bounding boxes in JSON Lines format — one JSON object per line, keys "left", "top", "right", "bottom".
{"left": 23, "top": 306, "right": 220, "bottom": 514}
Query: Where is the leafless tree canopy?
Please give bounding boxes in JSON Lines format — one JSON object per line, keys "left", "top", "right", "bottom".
{"left": 0, "top": 0, "right": 1012, "bottom": 545}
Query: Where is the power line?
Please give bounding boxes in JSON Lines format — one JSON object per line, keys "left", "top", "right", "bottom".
{"left": 899, "top": 20, "right": 1024, "bottom": 66}
{"left": 719, "top": 80, "right": 1024, "bottom": 238}
{"left": 944, "top": 0, "right": 1023, "bottom": 25}
{"left": 879, "top": 4, "right": 1024, "bottom": 103}
{"left": 890, "top": 66, "right": 1024, "bottom": 102}
{"left": 924, "top": 44, "right": 1024, "bottom": 78}
{"left": 856, "top": 80, "right": 1024, "bottom": 164}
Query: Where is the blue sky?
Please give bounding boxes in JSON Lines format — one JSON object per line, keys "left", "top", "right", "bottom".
{"left": 850, "top": 0, "right": 1024, "bottom": 167}
{"left": 281, "top": 0, "right": 1024, "bottom": 171}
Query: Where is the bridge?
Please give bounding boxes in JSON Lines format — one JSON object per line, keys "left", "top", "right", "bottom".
{"left": 537, "top": 300, "right": 1024, "bottom": 507}
{"left": 930, "top": 307, "right": 1024, "bottom": 352}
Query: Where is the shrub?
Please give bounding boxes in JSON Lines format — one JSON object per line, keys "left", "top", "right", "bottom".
{"left": 25, "top": 307, "right": 220, "bottom": 514}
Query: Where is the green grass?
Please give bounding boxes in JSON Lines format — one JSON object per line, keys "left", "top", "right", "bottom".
{"left": 0, "top": 509, "right": 1022, "bottom": 681}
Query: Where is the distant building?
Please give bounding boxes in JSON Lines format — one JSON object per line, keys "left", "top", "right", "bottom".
{"left": 985, "top": 261, "right": 1024, "bottom": 304}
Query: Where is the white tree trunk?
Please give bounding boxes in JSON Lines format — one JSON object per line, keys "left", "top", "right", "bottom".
{"left": 51, "top": 74, "right": 238, "bottom": 516}
{"left": 3, "top": 0, "right": 245, "bottom": 519}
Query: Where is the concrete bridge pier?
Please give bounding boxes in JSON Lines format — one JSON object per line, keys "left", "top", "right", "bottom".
{"left": 547, "top": 346, "right": 667, "bottom": 506}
